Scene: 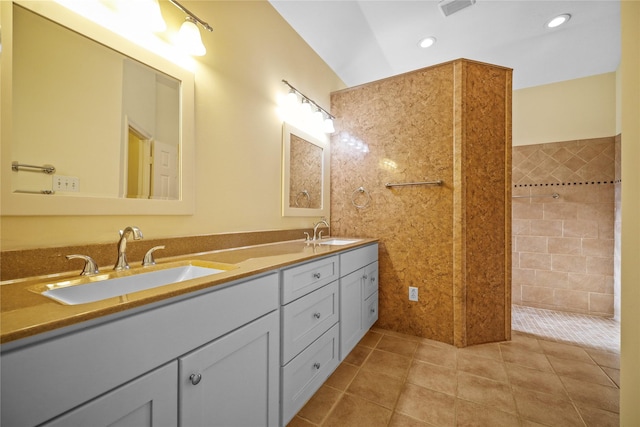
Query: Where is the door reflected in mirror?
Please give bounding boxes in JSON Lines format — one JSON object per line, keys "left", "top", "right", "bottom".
{"left": 282, "top": 123, "right": 330, "bottom": 217}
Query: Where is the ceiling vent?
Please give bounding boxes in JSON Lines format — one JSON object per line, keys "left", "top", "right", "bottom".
{"left": 439, "top": 0, "right": 476, "bottom": 17}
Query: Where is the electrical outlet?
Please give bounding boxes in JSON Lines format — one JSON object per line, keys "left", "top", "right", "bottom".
{"left": 409, "top": 286, "right": 418, "bottom": 301}
{"left": 53, "top": 175, "right": 79, "bottom": 192}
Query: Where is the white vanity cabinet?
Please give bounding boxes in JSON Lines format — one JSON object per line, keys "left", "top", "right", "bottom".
{"left": 339, "top": 243, "right": 379, "bottom": 360}
{"left": 280, "top": 255, "right": 341, "bottom": 426}
{"left": 1, "top": 273, "right": 280, "bottom": 427}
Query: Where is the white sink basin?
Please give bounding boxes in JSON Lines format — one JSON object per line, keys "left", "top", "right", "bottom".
{"left": 317, "top": 238, "right": 361, "bottom": 246}
{"left": 35, "top": 261, "right": 236, "bottom": 305}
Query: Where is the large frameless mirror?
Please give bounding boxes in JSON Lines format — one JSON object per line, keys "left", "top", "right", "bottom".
{"left": 1, "top": 1, "right": 195, "bottom": 215}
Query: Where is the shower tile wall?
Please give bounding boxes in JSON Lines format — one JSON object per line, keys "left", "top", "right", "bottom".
{"left": 330, "top": 59, "right": 512, "bottom": 347}
{"left": 512, "top": 137, "right": 616, "bottom": 317}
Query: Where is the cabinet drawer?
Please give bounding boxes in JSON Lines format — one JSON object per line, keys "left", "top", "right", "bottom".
{"left": 281, "top": 281, "right": 339, "bottom": 364}
{"left": 363, "top": 291, "right": 379, "bottom": 330}
{"left": 281, "top": 323, "right": 340, "bottom": 426}
{"left": 340, "top": 243, "right": 378, "bottom": 276}
{"left": 363, "top": 261, "right": 379, "bottom": 299}
{"left": 281, "top": 255, "right": 339, "bottom": 304}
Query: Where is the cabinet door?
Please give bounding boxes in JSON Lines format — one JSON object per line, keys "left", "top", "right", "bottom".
{"left": 339, "top": 268, "right": 364, "bottom": 360}
{"left": 363, "top": 291, "right": 379, "bottom": 330}
{"left": 179, "top": 311, "right": 279, "bottom": 427}
{"left": 42, "top": 362, "right": 177, "bottom": 427}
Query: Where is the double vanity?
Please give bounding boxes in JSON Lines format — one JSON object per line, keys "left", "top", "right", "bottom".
{"left": 0, "top": 237, "right": 378, "bottom": 427}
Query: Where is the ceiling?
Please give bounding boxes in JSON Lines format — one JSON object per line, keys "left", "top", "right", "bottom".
{"left": 269, "top": 0, "right": 621, "bottom": 90}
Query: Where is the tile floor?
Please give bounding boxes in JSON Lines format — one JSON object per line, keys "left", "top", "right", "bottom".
{"left": 288, "top": 310, "right": 620, "bottom": 427}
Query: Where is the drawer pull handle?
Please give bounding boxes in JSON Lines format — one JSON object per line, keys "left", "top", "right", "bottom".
{"left": 189, "top": 373, "right": 202, "bottom": 386}
{"left": 371, "top": 276, "right": 376, "bottom": 283}
{"left": 313, "top": 272, "right": 321, "bottom": 279}
{"left": 363, "top": 274, "right": 368, "bottom": 280}
{"left": 313, "top": 362, "right": 321, "bottom": 370}
{"left": 371, "top": 308, "right": 376, "bottom": 313}
{"left": 313, "top": 312, "right": 321, "bottom": 319}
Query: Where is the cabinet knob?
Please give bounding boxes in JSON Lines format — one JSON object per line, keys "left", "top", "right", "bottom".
{"left": 313, "top": 362, "right": 321, "bottom": 370}
{"left": 370, "top": 276, "right": 376, "bottom": 283}
{"left": 313, "top": 312, "right": 321, "bottom": 319}
{"left": 370, "top": 308, "right": 376, "bottom": 313}
{"left": 189, "top": 373, "right": 202, "bottom": 385}
{"left": 313, "top": 272, "right": 321, "bottom": 279}
{"left": 363, "top": 274, "right": 368, "bottom": 280}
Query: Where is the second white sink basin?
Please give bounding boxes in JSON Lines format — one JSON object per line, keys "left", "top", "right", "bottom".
{"left": 317, "top": 238, "right": 361, "bottom": 246}
{"left": 36, "top": 261, "right": 236, "bottom": 305}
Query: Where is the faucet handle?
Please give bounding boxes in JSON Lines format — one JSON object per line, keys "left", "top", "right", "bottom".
{"left": 142, "top": 245, "right": 165, "bottom": 266}
{"left": 318, "top": 230, "right": 326, "bottom": 240}
{"left": 66, "top": 254, "right": 100, "bottom": 276}
{"left": 304, "top": 232, "right": 311, "bottom": 241}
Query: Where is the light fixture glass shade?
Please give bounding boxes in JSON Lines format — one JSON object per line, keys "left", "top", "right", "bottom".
{"left": 300, "top": 98, "right": 312, "bottom": 115}
{"left": 176, "top": 17, "right": 206, "bottom": 56}
{"left": 323, "top": 118, "right": 335, "bottom": 134}
{"left": 146, "top": 0, "right": 166, "bottom": 32}
{"left": 118, "top": 0, "right": 166, "bottom": 32}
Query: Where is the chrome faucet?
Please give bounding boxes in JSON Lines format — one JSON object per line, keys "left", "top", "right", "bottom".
{"left": 312, "top": 219, "right": 330, "bottom": 241}
{"left": 114, "top": 226, "right": 143, "bottom": 271}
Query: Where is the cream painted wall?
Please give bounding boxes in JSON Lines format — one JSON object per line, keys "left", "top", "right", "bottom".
{"left": 620, "top": 1, "right": 640, "bottom": 424}
{"left": 513, "top": 72, "right": 617, "bottom": 146}
{"left": 0, "top": 1, "right": 345, "bottom": 250}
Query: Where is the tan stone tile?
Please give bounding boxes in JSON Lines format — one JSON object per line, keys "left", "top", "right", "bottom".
{"left": 379, "top": 329, "right": 423, "bottom": 343}
{"left": 387, "top": 413, "right": 429, "bottom": 427}
{"left": 456, "top": 372, "right": 516, "bottom": 414}
{"left": 549, "top": 356, "right": 615, "bottom": 387}
{"left": 346, "top": 369, "right": 403, "bottom": 409}
{"left": 324, "top": 363, "right": 359, "bottom": 391}
{"left": 457, "top": 341, "right": 504, "bottom": 361}
{"left": 515, "top": 236, "right": 547, "bottom": 253}
{"left": 395, "top": 383, "right": 456, "bottom": 426}
{"left": 512, "top": 386, "right": 584, "bottom": 427}
{"left": 361, "top": 349, "right": 411, "bottom": 379}
{"left": 601, "top": 367, "right": 620, "bottom": 387}
{"left": 376, "top": 334, "right": 419, "bottom": 358}
{"left": 577, "top": 405, "right": 620, "bottom": 427}
{"left": 513, "top": 267, "right": 537, "bottom": 285}
{"left": 585, "top": 348, "right": 620, "bottom": 369}
{"left": 529, "top": 219, "right": 563, "bottom": 237}
{"left": 538, "top": 339, "right": 594, "bottom": 363}
{"left": 553, "top": 288, "right": 589, "bottom": 311}
{"left": 502, "top": 334, "right": 544, "bottom": 353}
{"left": 582, "top": 238, "right": 614, "bottom": 258}
{"left": 561, "top": 376, "right": 619, "bottom": 413}
{"left": 547, "top": 237, "right": 581, "bottom": 255}
{"left": 535, "top": 269, "right": 569, "bottom": 287}
{"left": 287, "top": 416, "right": 317, "bottom": 427}
{"left": 563, "top": 219, "right": 598, "bottom": 238}
{"left": 499, "top": 346, "right": 553, "bottom": 372}
{"left": 343, "top": 344, "right": 373, "bottom": 367}
{"left": 567, "top": 273, "right": 609, "bottom": 293}
{"left": 358, "top": 330, "right": 383, "bottom": 348}
{"left": 406, "top": 360, "right": 457, "bottom": 396}
{"left": 512, "top": 203, "right": 543, "bottom": 220}
{"left": 589, "top": 293, "right": 614, "bottom": 315}
{"left": 505, "top": 363, "right": 567, "bottom": 396}
{"left": 521, "top": 286, "right": 554, "bottom": 305}
{"left": 551, "top": 254, "right": 586, "bottom": 274}
{"left": 296, "top": 385, "right": 342, "bottom": 425}
{"left": 413, "top": 342, "right": 457, "bottom": 368}
{"left": 456, "top": 352, "right": 508, "bottom": 383}
{"left": 586, "top": 256, "right": 614, "bottom": 275}
{"left": 455, "top": 398, "right": 520, "bottom": 427}
{"left": 543, "top": 203, "right": 578, "bottom": 220}
{"left": 519, "top": 253, "right": 552, "bottom": 270}
{"left": 323, "top": 393, "right": 392, "bottom": 427}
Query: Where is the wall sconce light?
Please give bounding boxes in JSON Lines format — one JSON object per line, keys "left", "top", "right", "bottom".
{"left": 169, "top": 0, "right": 213, "bottom": 56}
{"left": 282, "top": 80, "right": 335, "bottom": 134}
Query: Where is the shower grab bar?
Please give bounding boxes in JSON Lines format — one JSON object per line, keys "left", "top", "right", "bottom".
{"left": 11, "top": 161, "right": 56, "bottom": 174}
{"left": 385, "top": 180, "right": 443, "bottom": 188}
{"left": 512, "top": 193, "right": 560, "bottom": 199}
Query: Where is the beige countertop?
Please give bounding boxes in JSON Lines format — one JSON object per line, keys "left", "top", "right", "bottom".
{"left": 1, "top": 238, "right": 377, "bottom": 345}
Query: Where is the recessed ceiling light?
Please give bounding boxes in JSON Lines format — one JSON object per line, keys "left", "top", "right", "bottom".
{"left": 418, "top": 36, "right": 437, "bottom": 49}
{"left": 546, "top": 13, "right": 571, "bottom": 28}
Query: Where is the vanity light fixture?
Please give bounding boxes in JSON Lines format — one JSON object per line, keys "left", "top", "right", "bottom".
{"left": 282, "top": 80, "right": 336, "bottom": 134}
{"left": 169, "top": 0, "right": 213, "bottom": 56}
{"left": 546, "top": 13, "right": 571, "bottom": 28}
